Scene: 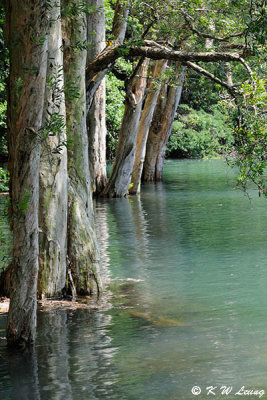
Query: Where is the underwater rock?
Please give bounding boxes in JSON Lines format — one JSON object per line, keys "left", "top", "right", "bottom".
{"left": 129, "top": 311, "right": 189, "bottom": 327}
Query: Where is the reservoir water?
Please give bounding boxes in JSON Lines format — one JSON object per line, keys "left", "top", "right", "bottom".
{"left": 0, "top": 159, "right": 267, "bottom": 400}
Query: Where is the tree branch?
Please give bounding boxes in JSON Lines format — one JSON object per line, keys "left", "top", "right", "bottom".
{"left": 181, "top": 10, "right": 244, "bottom": 42}
{"left": 185, "top": 61, "right": 239, "bottom": 97}
{"left": 86, "top": 44, "right": 244, "bottom": 78}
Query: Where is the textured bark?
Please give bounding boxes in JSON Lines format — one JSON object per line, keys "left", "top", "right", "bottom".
{"left": 112, "top": 0, "right": 130, "bottom": 44}
{"left": 62, "top": 0, "right": 102, "bottom": 296}
{"left": 5, "top": 0, "right": 48, "bottom": 347}
{"left": 155, "top": 68, "right": 186, "bottom": 180}
{"left": 86, "top": 0, "right": 130, "bottom": 112}
{"left": 87, "top": 0, "right": 107, "bottom": 194}
{"left": 38, "top": 0, "right": 68, "bottom": 299}
{"left": 102, "top": 59, "right": 149, "bottom": 198}
{"left": 130, "top": 60, "right": 167, "bottom": 194}
{"left": 143, "top": 65, "right": 186, "bottom": 182}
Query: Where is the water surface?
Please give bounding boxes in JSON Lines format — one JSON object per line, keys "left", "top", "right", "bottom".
{"left": 1, "top": 159, "right": 267, "bottom": 400}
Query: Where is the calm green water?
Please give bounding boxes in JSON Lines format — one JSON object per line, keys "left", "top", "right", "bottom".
{"left": 1, "top": 159, "right": 267, "bottom": 400}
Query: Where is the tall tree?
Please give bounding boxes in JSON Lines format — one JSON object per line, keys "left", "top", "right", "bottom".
{"left": 130, "top": 59, "right": 167, "bottom": 194}
{"left": 143, "top": 64, "right": 186, "bottom": 182}
{"left": 102, "top": 59, "right": 149, "bottom": 197}
{"left": 62, "top": 0, "right": 101, "bottom": 296}
{"left": 38, "top": 0, "right": 68, "bottom": 299}
{"left": 87, "top": 0, "right": 107, "bottom": 195}
{"left": 5, "top": 0, "right": 48, "bottom": 347}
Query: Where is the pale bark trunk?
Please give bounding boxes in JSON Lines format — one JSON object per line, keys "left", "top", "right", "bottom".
{"left": 38, "top": 0, "right": 68, "bottom": 299}
{"left": 62, "top": 0, "right": 102, "bottom": 296}
{"left": 155, "top": 67, "right": 186, "bottom": 180}
{"left": 5, "top": 0, "right": 48, "bottom": 347}
{"left": 87, "top": 0, "right": 107, "bottom": 195}
{"left": 112, "top": 0, "right": 130, "bottom": 44}
{"left": 130, "top": 60, "right": 167, "bottom": 194}
{"left": 142, "top": 84, "right": 167, "bottom": 182}
{"left": 102, "top": 59, "right": 149, "bottom": 198}
{"left": 86, "top": 0, "right": 130, "bottom": 112}
{"left": 143, "top": 65, "right": 186, "bottom": 182}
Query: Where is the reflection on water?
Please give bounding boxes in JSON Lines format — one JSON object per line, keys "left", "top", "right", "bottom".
{"left": 1, "top": 159, "right": 267, "bottom": 400}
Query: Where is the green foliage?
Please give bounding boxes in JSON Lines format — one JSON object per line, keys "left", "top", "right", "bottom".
{"left": 13, "top": 190, "right": 30, "bottom": 220}
{"left": 0, "top": 100, "right": 7, "bottom": 156}
{"left": 105, "top": 56, "right": 132, "bottom": 160}
{"left": 41, "top": 112, "right": 65, "bottom": 139}
{"left": 0, "top": 195, "right": 12, "bottom": 271}
{"left": 244, "top": 0, "right": 266, "bottom": 48}
{"left": 166, "top": 105, "right": 234, "bottom": 159}
{"left": 0, "top": 167, "right": 9, "bottom": 192}
{"left": 104, "top": 0, "right": 115, "bottom": 39}
{"left": 0, "top": 4, "right": 8, "bottom": 158}
{"left": 64, "top": 80, "right": 80, "bottom": 101}
{"left": 227, "top": 76, "right": 267, "bottom": 195}
{"left": 106, "top": 72, "right": 125, "bottom": 159}
{"left": 62, "top": 1, "right": 102, "bottom": 17}
{"left": 182, "top": 68, "right": 226, "bottom": 112}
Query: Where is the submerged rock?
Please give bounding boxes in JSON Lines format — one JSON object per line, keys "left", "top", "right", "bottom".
{"left": 129, "top": 311, "right": 189, "bottom": 327}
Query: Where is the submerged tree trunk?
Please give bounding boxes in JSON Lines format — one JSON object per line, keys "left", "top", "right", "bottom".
{"left": 143, "top": 64, "right": 186, "bottom": 182}
{"left": 102, "top": 59, "right": 149, "bottom": 198}
{"left": 155, "top": 67, "right": 187, "bottom": 180}
{"left": 38, "top": 0, "right": 68, "bottom": 299}
{"left": 87, "top": 0, "right": 107, "bottom": 195}
{"left": 130, "top": 60, "right": 167, "bottom": 194}
{"left": 5, "top": 0, "right": 48, "bottom": 347}
{"left": 62, "top": 1, "right": 101, "bottom": 296}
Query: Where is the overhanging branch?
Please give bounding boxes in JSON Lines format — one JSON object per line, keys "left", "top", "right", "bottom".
{"left": 185, "top": 61, "right": 239, "bottom": 97}
{"left": 86, "top": 43, "right": 243, "bottom": 78}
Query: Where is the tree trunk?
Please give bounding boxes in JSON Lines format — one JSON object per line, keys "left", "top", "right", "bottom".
{"left": 112, "top": 0, "right": 130, "bottom": 45}
{"left": 86, "top": 0, "right": 130, "bottom": 113}
{"left": 143, "top": 64, "right": 186, "bottom": 182}
{"left": 102, "top": 59, "right": 149, "bottom": 198}
{"left": 5, "top": 0, "right": 48, "bottom": 347}
{"left": 87, "top": 0, "right": 107, "bottom": 195}
{"left": 130, "top": 60, "right": 167, "bottom": 194}
{"left": 155, "top": 67, "right": 186, "bottom": 180}
{"left": 38, "top": 0, "right": 68, "bottom": 299}
{"left": 62, "top": 0, "right": 102, "bottom": 296}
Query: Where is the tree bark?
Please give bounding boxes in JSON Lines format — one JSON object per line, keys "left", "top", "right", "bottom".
{"left": 5, "top": 0, "right": 48, "bottom": 347}
{"left": 143, "top": 64, "right": 186, "bottom": 182}
{"left": 102, "top": 59, "right": 149, "bottom": 198}
{"left": 86, "top": 0, "right": 130, "bottom": 112}
{"left": 112, "top": 0, "right": 130, "bottom": 44}
{"left": 62, "top": 0, "right": 102, "bottom": 296}
{"left": 130, "top": 60, "right": 167, "bottom": 194}
{"left": 87, "top": 0, "right": 107, "bottom": 195}
{"left": 38, "top": 0, "right": 68, "bottom": 299}
{"left": 155, "top": 67, "right": 186, "bottom": 180}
